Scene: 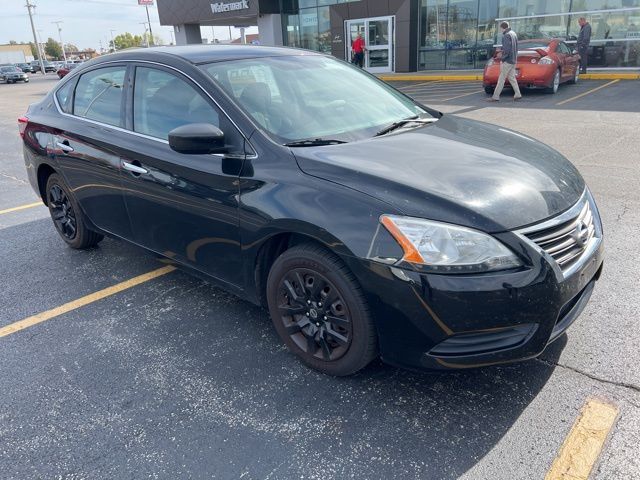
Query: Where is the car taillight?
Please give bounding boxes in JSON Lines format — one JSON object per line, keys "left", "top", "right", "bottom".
{"left": 539, "top": 57, "right": 555, "bottom": 65}
{"left": 18, "top": 116, "right": 28, "bottom": 139}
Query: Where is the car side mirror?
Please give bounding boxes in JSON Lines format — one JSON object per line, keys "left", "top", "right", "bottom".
{"left": 168, "top": 123, "right": 228, "bottom": 155}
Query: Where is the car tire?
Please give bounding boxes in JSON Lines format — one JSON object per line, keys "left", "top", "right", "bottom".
{"left": 545, "top": 69, "right": 561, "bottom": 94}
{"left": 45, "top": 173, "right": 104, "bottom": 249}
{"left": 266, "top": 243, "right": 378, "bottom": 376}
{"left": 568, "top": 68, "right": 579, "bottom": 84}
{"left": 484, "top": 86, "right": 495, "bottom": 95}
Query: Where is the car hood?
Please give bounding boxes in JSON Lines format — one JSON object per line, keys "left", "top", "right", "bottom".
{"left": 293, "top": 115, "right": 585, "bottom": 232}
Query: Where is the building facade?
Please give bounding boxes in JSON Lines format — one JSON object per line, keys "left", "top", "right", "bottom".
{"left": 158, "top": 0, "right": 640, "bottom": 71}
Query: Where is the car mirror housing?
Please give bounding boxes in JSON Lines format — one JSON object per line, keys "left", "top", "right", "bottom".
{"left": 168, "top": 123, "right": 228, "bottom": 155}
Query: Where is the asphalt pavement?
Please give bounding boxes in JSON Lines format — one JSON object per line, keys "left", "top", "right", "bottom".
{"left": 1, "top": 73, "right": 639, "bottom": 479}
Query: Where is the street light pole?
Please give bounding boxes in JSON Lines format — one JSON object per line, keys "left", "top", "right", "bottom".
{"left": 169, "top": 29, "right": 175, "bottom": 45}
{"left": 25, "top": 0, "right": 45, "bottom": 74}
{"left": 52, "top": 21, "right": 67, "bottom": 63}
{"left": 145, "top": 5, "right": 154, "bottom": 46}
{"left": 139, "top": 22, "right": 149, "bottom": 47}
{"left": 110, "top": 29, "right": 117, "bottom": 52}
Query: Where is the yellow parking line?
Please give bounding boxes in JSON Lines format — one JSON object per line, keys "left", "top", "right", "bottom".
{"left": 556, "top": 79, "right": 620, "bottom": 106}
{"left": 545, "top": 399, "right": 619, "bottom": 480}
{"left": 0, "top": 202, "right": 43, "bottom": 215}
{"left": 0, "top": 265, "right": 176, "bottom": 338}
{"left": 439, "top": 90, "right": 482, "bottom": 101}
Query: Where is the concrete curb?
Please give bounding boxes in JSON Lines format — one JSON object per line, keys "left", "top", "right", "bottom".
{"left": 379, "top": 73, "right": 640, "bottom": 82}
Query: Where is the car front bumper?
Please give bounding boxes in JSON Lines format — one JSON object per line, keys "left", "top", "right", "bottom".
{"left": 345, "top": 197, "right": 604, "bottom": 371}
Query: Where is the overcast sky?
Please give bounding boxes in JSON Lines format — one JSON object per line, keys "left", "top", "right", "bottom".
{"left": 2, "top": 0, "right": 258, "bottom": 52}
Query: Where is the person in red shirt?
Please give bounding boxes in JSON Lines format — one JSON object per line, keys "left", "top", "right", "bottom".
{"left": 351, "top": 33, "right": 366, "bottom": 68}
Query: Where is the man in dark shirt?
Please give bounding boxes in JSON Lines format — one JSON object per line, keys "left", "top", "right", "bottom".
{"left": 489, "top": 21, "right": 522, "bottom": 102}
{"left": 577, "top": 17, "right": 592, "bottom": 73}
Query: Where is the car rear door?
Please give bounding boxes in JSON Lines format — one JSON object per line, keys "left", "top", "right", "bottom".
{"left": 119, "top": 64, "right": 247, "bottom": 288}
{"left": 53, "top": 64, "right": 133, "bottom": 239}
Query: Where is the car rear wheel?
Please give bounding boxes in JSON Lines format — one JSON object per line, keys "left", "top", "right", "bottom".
{"left": 484, "top": 86, "right": 495, "bottom": 95}
{"left": 546, "top": 69, "right": 561, "bottom": 94}
{"left": 46, "top": 173, "right": 104, "bottom": 249}
{"left": 266, "top": 243, "right": 378, "bottom": 376}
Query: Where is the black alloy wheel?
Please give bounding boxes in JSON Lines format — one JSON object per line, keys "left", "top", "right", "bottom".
{"left": 45, "top": 173, "right": 104, "bottom": 249}
{"left": 48, "top": 184, "right": 77, "bottom": 240}
{"left": 266, "top": 243, "right": 378, "bottom": 376}
{"left": 278, "top": 267, "right": 352, "bottom": 362}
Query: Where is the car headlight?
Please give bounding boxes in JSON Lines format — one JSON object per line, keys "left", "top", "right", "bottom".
{"left": 380, "top": 215, "right": 522, "bottom": 273}
{"left": 539, "top": 57, "right": 555, "bottom": 65}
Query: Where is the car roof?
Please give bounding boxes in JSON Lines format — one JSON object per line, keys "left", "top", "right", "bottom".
{"left": 97, "top": 44, "right": 321, "bottom": 65}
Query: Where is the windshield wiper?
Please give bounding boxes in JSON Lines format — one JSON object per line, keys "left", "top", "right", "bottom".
{"left": 284, "top": 138, "right": 347, "bottom": 147}
{"left": 374, "top": 116, "right": 437, "bottom": 137}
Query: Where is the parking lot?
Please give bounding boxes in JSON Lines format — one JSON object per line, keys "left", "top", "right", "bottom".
{"left": 1, "top": 74, "right": 640, "bottom": 479}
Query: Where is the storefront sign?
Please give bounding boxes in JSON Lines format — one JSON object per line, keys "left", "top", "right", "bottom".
{"left": 301, "top": 12, "right": 318, "bottom": 27}
{"left": 137, "top": 0, "right": 154, "bottom": 5}
{"left": 211, "top": 0, "right": 249, "bottom": 14}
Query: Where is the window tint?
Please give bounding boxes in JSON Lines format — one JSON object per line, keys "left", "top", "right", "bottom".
{"left": 133, "top": 67, "right": 219, "bottom": 140}
{"left": 73, "top": 66, "right": 125, "bottom": 126}
{"left": 558, "top": 42, "right": 572, "bottom": 54}
{"left": 55, "top": 80, "right": 75, "bottom": 113}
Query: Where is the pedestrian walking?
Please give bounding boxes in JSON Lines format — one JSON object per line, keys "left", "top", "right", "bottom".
{"left": 577, "top": 17, "right": 592, "bottom": 73}
{"left": 488, "top": 21, "right": 522, "bottom": 102}
{"left": 352, "top": 33, "right": 366, "bottom": 69}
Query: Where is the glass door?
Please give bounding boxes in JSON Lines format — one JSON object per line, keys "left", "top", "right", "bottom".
{"left": 346, "top": 16, "right": 395, "bottom": 73}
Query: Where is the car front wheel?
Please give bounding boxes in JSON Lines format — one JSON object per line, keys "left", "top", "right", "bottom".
{"left": 46, "top": 173, "right": 104, "bottom": 249}
{"left": 266, "top": 243, "right": 378, "bottom": 376}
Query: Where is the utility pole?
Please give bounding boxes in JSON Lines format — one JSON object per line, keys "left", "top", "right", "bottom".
{"left": 145, "top": 5, "right": 154, "bottom": 46}
{"left": 110, "top": 29, "right": 117, "bottom": 52}
{"left": 169, "top": 29, "right": 175, "bottom": 45}
{"left": 52, "top": 21, "right": 67, "bottom": 63}
{"left": 26, "top": 0, "right": 45, "bottom": 74}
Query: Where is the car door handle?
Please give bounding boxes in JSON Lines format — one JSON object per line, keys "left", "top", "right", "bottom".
{"left": 55, "top": 141, "right": 74, "bottom": 153}
{"left": 122, "top": 161, "right": 148, "bottom": 175}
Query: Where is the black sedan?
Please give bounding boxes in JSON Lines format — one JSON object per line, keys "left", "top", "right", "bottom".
{"left": 16, "top": 62, "right": 34, "bottom": 73}
{"left": 20, "top": 45, "right": 603, "bottom": 375}
{"left": 1, "top": 65, "right": 29, "bottom": 83}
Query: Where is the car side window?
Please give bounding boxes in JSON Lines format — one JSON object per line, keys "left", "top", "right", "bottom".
{"left": 55, "top": 80, "right": 75, "bottom": 113}
{"left": 558, "top": 43, "right": 570, "bottom": 54}
{"left": 133, "top": 67, "right": 220, "bottom": 141}
{"left": 73, "top": 66, "right": 126, "bottom": 126}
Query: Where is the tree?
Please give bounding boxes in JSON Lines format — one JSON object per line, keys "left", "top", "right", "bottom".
{"left": 112, "top": 32, "right": 144, "bottom": 50}
{"left": 9, "top": 40, "right": 17, "bottom": 45}
{"left": 65, "top": 43, "right": 79, "bottom": 53}
{"left": 44, "top": 37, "right": 63, "bottom": 59}
{"left": 29, "top": 42, "right": 39, "bottom": 59}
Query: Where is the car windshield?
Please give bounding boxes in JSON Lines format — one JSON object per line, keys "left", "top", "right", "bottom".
{"left": 200, "top": 55, "right": 432, "bottom": 144}
{"left": 1, "top": 66, "right": 19, "bottom": 73}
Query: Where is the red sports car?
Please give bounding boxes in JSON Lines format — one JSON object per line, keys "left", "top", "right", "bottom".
{"left": 483, "top": 38, "right": 581, "bottom": 95}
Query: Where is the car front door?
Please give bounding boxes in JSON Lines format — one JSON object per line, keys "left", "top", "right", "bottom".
{"left": 53, "top": 64, "right": 133, "bottom": 239}
{"left": 119, "top": 64, "right": 247, "bottom": 288}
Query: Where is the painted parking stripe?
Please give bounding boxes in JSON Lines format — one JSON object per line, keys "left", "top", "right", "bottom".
{"left": 545, "top": 399, "right": 619, "bottom": 480}
{"left": 556, "top": 79, "right": 620, "bottom": 106}
{"left": 438, "top": 90, "right": 483, "bottom": 101}
{"left": 0, "top": 265, "right": 176, "bottom": 338}
{"left": 0, "top": 202, "right": 43, "bottom": 215}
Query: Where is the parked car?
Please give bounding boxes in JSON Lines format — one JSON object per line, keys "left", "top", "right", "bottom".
{"left": 30, "top": 60, "right": 57, "bottom": 73}
{"left": 1, "top": 65, "right": 29, "bottom": 83}
{"left": 56, "top": 63, "right": 78, "bottom": 78}
{"left": 483, "top": 38, "right": 581, "bottom": 94}
{"left": 16, "top": 62, "right": 34, "bottom": 73}
{"left": 20, "top": 46, "right": 603, "bottom": 375}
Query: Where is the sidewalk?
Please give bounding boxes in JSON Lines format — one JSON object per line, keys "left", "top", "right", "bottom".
{"left": 378, "top": 69, "right": 640, "bottom": 82}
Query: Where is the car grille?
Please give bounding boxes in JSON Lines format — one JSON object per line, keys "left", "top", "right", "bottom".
{"left": 524, "top": 200, "right": 595, "bottom": 272}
